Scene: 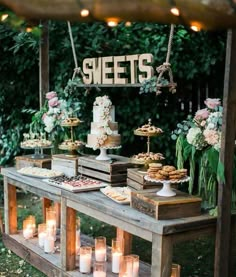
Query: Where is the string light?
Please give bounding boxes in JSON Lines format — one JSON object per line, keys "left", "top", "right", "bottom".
{"left": 170, "top": 7, "right": 180, "bottom": 16}
{"left": 1, "top": 14, "right": 9, "bottom": 21}
{"left": 26, "top": 27, "right": 32, "bottom": 32}
{"left": 125, "top": 21, "right": 132, "bottom": 27}
{"left": 190, "top": 24, "right": 201, "bottom": 32}
{"left": 80, "top": 9, "right": 89, "bottom": 17}
{"left": 106, "top": 18, "right": 119, "bottom": 27}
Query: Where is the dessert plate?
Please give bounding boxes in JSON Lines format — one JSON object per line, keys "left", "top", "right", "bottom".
{"left": 17, "top": 167, "right": 64, "bottom": 179}
{"left": 100, "top": 186, "right": 131, "bottom": 205}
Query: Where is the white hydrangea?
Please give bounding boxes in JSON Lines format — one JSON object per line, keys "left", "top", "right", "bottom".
{"left": 187, "top": 127, "right": 206, "bottom": 150}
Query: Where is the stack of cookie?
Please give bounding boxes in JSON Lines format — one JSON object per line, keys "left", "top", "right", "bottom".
{"left": 147, "top": 163, "right": 163, "bottom": 178}
{"left": 147, "top": 164, "right": 188, "bottom": 181}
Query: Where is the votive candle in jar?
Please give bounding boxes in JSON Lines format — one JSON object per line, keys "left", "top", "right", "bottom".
{"left": 80, "top": 246, "right": 92, "bottom": 273}
{"left": 93, "top": 261, "right": 106, "bottom": 277}
{"left": 23, "top": 219, "right": 34, "bottom": 239}
{"left": 76, "top": 217, "right": 81, "bottom": 255}
{"left": 46, "top": 207, "right": 57, "bottom": 241}
{"left": 27, "top": 215, "right": 36, "bottom": 234}
{"left": 38, "top": 223, "right": 47, "bottom": 248}
{"left": 112, "top": 238, "right": 123, "bottom": 274}
{"left": 129, "top": 254, "right": 139, "bottom": 277}
{"left": 44, "top": 227, "right": 55, "bottom": 254}
{"left": 171, "top": 264, "right": 181, "bottom": 277}
{"left": 119, "top": 256, "right": 133, "bottom": 277}
{"left": 95, "top": 236, "right": 106, "bottom": 262}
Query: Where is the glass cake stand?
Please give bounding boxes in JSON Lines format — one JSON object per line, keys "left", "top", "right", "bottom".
{"left": 144, "top": 176, "right": 190, "bottom": 197}
{"left": 86, "top": 145, "right": 121, "bottom": 161}
{"left": 21, "top": 145, "right": 52, "bottom": 159}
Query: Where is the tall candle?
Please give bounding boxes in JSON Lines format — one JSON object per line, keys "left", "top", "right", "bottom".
{"left": 80, "top": 254, "right": 92, "bottom": 273}
{"left": 112, "top": 252, "right": 122, "bottom": 273}
{"left": 38, "top": 232, "right": 47, "bottom": 248}
{"left": 95, "top": 248, "right": 106, "bottom": 262}
{"left": 44, "top": 235, "right": 54, "bottom": 253}
{"left": 76, "top": 230, "right": 80, "bottom": 255}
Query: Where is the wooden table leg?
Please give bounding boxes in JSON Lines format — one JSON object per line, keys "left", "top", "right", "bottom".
{"left": 4, "top": 176, "right": 17, "bottom": 234}
{"left": 116, "top": 227, "right": 133, "bottom": 255}
{"left": 61, "top": 197, "right": 76, "bottom": 271}
{"left": 151, "top": 233, "right": 173, "bottom": 277}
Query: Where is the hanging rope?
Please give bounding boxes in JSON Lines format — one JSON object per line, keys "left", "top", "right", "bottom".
{"left": 67, "top": 21, "right": 78, "bottom": 69}
{"left": 156, "top": 24, "right": 177, "bottom": 95}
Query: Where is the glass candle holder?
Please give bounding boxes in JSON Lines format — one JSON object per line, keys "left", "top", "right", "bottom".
{"left": 46, "top": 207, "right": 57, "bottom": 241}
{"left": 44, "top": 226, "right": 55, "bottom": 254}
{"left": 27, "top": 215, "right": 36, "bottom": 234}
{"left": 112, "top": 238, "right": 123, "bottom": 274}
{"left": 38, "top": 223, "right": 47, "bottom": 248}
{"left": 119, "top": 256, "right": 133, "bottom": 277}
{"left": 93, "top": 261, "right": 106, "bottom": 277}
{"left": 76, "top": 217, "right": 81, "bottom": 255}
{"left": 129, "top": 254, "right": 139, "bottom": 277}
{"left": 171, "top": 264, "right": 181, "bottom": 277}
{"left": 95, "top": 236, "right": 106, "bottom": 262}
{"left": 23, "top": 219, "right": 34, "bottom": 239}
{"left": 80, "top": 246, "right": 92, "bottom": 273}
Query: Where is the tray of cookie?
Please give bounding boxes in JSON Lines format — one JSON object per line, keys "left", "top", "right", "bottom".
{"left": 145, "top": 164, "right": 189, "bottom": 182}
{"left": 130, "top": 152, "right": 165, "bottom": 165}
{"left": 134, "top": 121, "right": 163, "bottom": 137}
{"left": 100, "top": 186, "right": 131, "bottom": 205}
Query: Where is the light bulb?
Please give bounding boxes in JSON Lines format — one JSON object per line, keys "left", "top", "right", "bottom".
{"left": 80, "top": 9, "right": 89, "bottom": 17}
{"left": 190, "top": 25, "right": 200, "bottom": 32}
{"left": 170, "top": 7, "right": 180, "bottom": 16}
{"left": 125, "top": 21, "right": 132, "bottom": 27}
{"left": 107, "top": 19, "right": 119, "bottom": 27}
{"left": 26, "top": 27, "right": 32, "bottom": 32}
{"left": 1, "top": 14, "right": 9, "bottom": 21}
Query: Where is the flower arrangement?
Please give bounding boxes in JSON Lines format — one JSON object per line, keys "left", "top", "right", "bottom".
{"left": 93, "top": 95, "right": 113, "bottom": 149}
{"left": 171, "top": 98, "right": 236, "bottom": 209}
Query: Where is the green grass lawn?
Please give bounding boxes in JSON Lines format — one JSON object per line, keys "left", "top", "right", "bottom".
{"left": 0, "top": 191, "right": 235, "bottom": 277}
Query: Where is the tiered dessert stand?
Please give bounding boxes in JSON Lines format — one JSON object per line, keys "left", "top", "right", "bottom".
{"left": 21, "top": 136, "right": 52, "bottom": 159}
{"left": 59, "top": 118, "right": 84, "bottom": 157}
{"left": 131, "top": 119, "right": 164, "bottom": 172}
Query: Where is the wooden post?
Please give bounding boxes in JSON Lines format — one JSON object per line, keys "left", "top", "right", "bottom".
{"left": 116, "top": 227, "right": 132, "bottom": 255}
{"left": 42, "top": 198, "right": 51, "bottom": 222}
{"left": 61, "top": 197, "right": 76, "bottom": 271}
{"left": 151, "top": 234, "right": 173, "bottom": 277}
{"left": 214, "top": 29, "right": 236, "bottom": 277}
{"left": 4, "top": 177, "right": 17, "bottom": 234}
{"left": 39, "top": 20, "right": 49, "bottom": 108}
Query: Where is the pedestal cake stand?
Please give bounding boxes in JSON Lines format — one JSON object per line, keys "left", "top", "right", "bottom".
{"left": 86, "top": 145, "right": 121, "bottom": 161}
{"left": 144, "top": 176, "right": 190, "bottom": 197}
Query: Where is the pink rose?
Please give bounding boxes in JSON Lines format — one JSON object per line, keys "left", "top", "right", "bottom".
{"left": 42, "top": 113, "right": 47, "bottom": 121}
{"left": 46, "top": 91, "right": 57, "bottom": 100}
{"left": 203, "top": 129, "right": 219, "bottom": 145}
{"left": 194, "top": 109, "right": 209, "bottom": 121}
{"left": 48, "top": 97, "right": 59, "bottom": 107}
{"left": 204, "top": 98, "right": 221, "bottom": 110}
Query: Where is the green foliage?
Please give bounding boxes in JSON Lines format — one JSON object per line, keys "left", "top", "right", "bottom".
{"left": 0, "top": 18, "right": 226, "bottom": 168}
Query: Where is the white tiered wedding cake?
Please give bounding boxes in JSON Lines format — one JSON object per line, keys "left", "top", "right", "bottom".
{"left": 87, "top": 95, "right": 121, "bottom": 149}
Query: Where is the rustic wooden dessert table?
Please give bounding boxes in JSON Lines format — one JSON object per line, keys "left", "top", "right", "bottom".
{"left": 2, "top": 167, "right": 219, "bottom": 277}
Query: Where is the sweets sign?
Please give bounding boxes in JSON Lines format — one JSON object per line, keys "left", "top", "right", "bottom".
{"left": 82, "top": 53, "right": 154, "bottom": 85}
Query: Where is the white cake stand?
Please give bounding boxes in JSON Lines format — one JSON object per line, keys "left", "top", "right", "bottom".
{"left": 86, "top": 145, "right": 121, "bottom": 161}
{"left": 144, "top": 176, "right": 190, "bottom": 197}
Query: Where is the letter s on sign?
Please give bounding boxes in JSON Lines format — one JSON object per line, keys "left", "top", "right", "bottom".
{"left": 138, "top": 54, "right": 154, "bottom": 83}
{"left": 82, "top": 58, "right": 93, "bottom": 84}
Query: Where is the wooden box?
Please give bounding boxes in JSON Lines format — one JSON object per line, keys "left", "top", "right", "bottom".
{"left": 131, "top": 190, "right": 202, "bottom": 220}
{"left": 78, "top": 155, "right": 134, "bottom": 186}
{"left": 15, "top": 155, "right": 51, "bottom": 170}
{"left": 52, "top": 154, "right": 78, "bottom": 177}
{"left": 127, "top": 168, "right": 161, "bottom": 190}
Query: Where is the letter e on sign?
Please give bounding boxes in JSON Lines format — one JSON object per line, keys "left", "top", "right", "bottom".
{"left": 102, "top": 56, "right": 114, "bottom": 84}
{"left": 113, "top": 56, "right": 128, "bottom": 85}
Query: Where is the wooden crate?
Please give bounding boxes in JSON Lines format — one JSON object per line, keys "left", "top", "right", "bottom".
{"left": 131, "top": 190, "right": 202, "bottom": 220}
{"left": 78, "top": 155, "right": 134, "bottom": 186}
{"left": 52, "top": 154, "right": 78, "bottom": 177}
{"left": 127, "top": 168, "right": 161, "bottom": 190}
{"left": 15, "top": 155, "right": 51, "bottom": 170}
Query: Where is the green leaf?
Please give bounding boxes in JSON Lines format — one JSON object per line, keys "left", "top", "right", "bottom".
{"left": 217, "top": 161, "right": 225, "bottom": 184}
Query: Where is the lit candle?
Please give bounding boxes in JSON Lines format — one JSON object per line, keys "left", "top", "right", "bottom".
{"left": 38, "top": 232, "right": 47, "bottom": 248}
{"left": 80, "top": 246, "right": 92, "bottom": 273}
{"left": 93, "top": 261, "right": 106, "bottom": 277}
{"left": 44, "top": 228, "right": 55, "bottom": 254}
{"left": 23, "top": 227, "right": 33, "bottom": 239}
{"left": 95, "top": 248, "right": 106, "bottom": 262}
{"left": 112, "top": 252, "right": 122, "bottom": 273}
{"left": 46, "top": 219, "right": 56, "bottom": 241}
{"left": 119, "top": 255, "right": 133, "bottom": 277}
{"left": 130, "top": 255, "right": 139, "bottom": 277}
{"left": 76, "top": 217, "right": 81, "bottom": 255}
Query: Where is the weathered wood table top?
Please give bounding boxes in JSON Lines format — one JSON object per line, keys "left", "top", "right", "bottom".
{"left": 2, "top": 167, "right": 217, "bottom": 240}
